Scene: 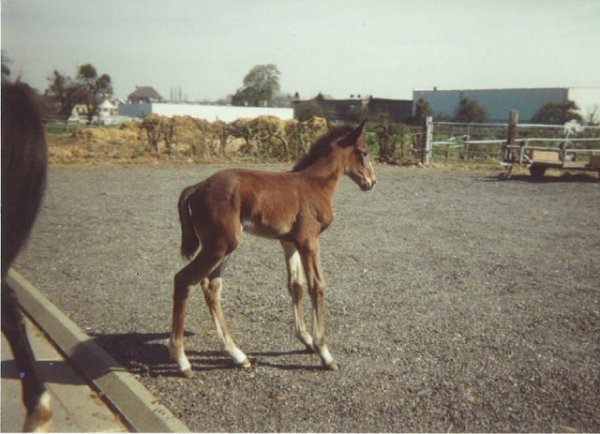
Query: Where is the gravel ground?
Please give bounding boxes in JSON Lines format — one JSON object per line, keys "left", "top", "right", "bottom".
{"left": 15, "top": 164, "right": 600, "bottom": 432}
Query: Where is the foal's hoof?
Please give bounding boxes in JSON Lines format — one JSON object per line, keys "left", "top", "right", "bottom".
{"left": 181, "top": 368, "right": 194, "bottom": 379}
{"left": 237, "top": 357, "right": 252, "bottom": 369}
{"left": 324, "top": 361, "right": 340, "bottom": 371}
{"left": 303, "top": 344, "right": 316, "bottom": 354}
{"left": 23, "top": 392, "right": 53, "bottom": 432}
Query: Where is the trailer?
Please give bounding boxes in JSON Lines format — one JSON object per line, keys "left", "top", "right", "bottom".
{"left": 501, "top": 135, "right": 600, "bottom": 179}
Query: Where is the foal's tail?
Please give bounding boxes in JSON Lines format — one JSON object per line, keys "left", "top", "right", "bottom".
{"left": 178, "top": 185, "right": 199, "bottom": 260}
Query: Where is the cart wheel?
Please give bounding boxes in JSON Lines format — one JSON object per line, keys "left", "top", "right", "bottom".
{"left": 529, "top": 164, "right": 547, "bottom": 179}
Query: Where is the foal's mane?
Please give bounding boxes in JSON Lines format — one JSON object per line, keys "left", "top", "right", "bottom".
{"left": 292, "top": 124, "right": 354, "bottom": 172}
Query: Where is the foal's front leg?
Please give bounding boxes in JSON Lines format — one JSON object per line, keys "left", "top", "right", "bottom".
{"left": 297, "top": 240, "right": 339, "bottom": 370}
{"left": 2, "top": 285, "right": 52, "bottom": 432}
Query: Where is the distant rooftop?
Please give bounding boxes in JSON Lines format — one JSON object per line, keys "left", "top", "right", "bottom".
{"left": 127, "top": 86, "right": 163, "bottom": 103}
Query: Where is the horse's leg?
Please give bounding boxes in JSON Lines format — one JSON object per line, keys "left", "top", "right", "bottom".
{"left": 297, "top": 240, "right": 339, "bottom": 370}
{"left": 280, "top": 241, "right": 314, "bottom": 351}
{"left": 169, "top": 247, "right": 228, "bottom": 378}
{"left": 200, "top": 257, "right": 251, "bottom": 368}
{"left": 2, "top": 285, "right": 52, "bottom": 432}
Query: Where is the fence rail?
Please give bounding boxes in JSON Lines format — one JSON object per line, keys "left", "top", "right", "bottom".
{"left": 422, "top": 117, "right": 509, "bottom": 163}
{"left": 420, "top": 113, "right": 600, "bottom": 175}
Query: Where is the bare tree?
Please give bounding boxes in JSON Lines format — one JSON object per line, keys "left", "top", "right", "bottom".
{"left": 77, "top": 64, "right": 113, "bottom": 123}
{"left": 45, "top": 70, "right": 84, "bottom": 123}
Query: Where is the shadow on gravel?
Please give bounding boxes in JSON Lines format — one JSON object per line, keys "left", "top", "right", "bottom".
{"left": 249, "top": 348, "right": 324, "bottom": 371}
{"left": 88, "top": 331, "right": 322, "bottom": 378}
{"left": 88, "top": 331, "right": 187, "bottom": 378}
{"left": 478, "top": 173, "right": 600, "bottom": 183}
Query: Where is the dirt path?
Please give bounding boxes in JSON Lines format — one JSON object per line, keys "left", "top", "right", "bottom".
{"left": 15, "top": 164, "right": 600, "bottom": 432}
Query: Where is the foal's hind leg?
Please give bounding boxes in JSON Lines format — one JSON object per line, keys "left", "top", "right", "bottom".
{"left": 297, "top": 240, "right": 339, "bottom": 371}
{"left": 170, "top": 248, "right": 228, "bottom": 378}
{"left": 2, "top": 285, "right": 52, "bottom": 432}
{"left": 201, "top": 262, "right": 251, "bottom": 368}
{"left": 281, "top": 241, "right": 314, "bottom": 351}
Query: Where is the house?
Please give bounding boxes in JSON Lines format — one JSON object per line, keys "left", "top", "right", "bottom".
{"left": 98, "top": 99, "right": 118, "bottom": 118}
{"left": 69, "top": 104, "right": 88, "bottom": 122}
{"left": 97, "top": 99, "right": 128, "bottom": 125}
{"left": 68, "top": 96, "right": 121, "bottom": 124}
{"left": 127, "top": 86, "right": 164, "bottom": 104}
{"left": 293, "top": 94, "right": 413, "bottom": 123}
{"left": 413, "top": 87, "right": 600, "bottom": 123}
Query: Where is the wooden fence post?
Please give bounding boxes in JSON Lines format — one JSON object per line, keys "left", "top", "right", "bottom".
{"left": 464, "top": 124, "right": 471, "bottom": 160}
{"left": 500, "top": 109, "right": 519, "bottom": 178}
{"left": 505, "top": 109, "right": 519, "bottom": 162}
{"left": 422, "top": 116, "right": 433, "bottom": 164}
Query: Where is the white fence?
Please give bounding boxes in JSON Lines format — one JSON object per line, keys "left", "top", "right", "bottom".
{"left": 421, "top": 114, "right": 600, "bottom": 169}
{"left": 422, "top": 118, "right": 508, "bottom": 164}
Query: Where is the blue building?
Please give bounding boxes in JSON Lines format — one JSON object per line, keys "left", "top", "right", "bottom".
{"left": 413, "top": 87, "right": 600, "bottom": 123}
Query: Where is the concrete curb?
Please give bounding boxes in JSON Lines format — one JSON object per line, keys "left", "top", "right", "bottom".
{"left": 6, "top": 269, "right": 190, "bottom": 433}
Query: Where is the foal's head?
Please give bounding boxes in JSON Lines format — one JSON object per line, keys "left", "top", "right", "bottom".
{"left": 293, "top": 119, "right": 377, "bottom": 191}
{"left": 331, "top": 120, "right": 377, "bottom": 191}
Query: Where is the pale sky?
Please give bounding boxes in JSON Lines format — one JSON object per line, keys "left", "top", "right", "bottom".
{"left": 2, "top": 0, "right": 600, "bottom": 101}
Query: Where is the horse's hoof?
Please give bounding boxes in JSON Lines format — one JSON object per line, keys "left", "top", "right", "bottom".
{"left": 181, "top": 368, "right": 194, "bottom": 379}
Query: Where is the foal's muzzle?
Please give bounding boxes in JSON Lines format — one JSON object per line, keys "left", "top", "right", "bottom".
{"left": 360, "top": 178, "right": 376, "bottom": 191}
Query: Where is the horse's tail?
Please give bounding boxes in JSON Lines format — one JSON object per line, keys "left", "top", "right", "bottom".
{"left": 178, "top": 185, "right": 199, "bottom": 260}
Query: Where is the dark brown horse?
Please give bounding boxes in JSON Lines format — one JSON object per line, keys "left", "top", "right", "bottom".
{"left": 169, "top": 120, "right": 376, "bottom": 377}
{"left": 2, "top": 82, "right": 52, "bottom": 431}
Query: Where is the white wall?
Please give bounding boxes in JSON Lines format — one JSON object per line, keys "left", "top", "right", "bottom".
{"left": 119, "top": 102, "right": 294, "bottom": 122}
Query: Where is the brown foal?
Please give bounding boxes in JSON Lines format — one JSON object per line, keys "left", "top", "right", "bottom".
{"left": 2, "top": 82, "right": 52, "bottom": 431}
{"left": 169, "top": 120, "right": 376, "bottom": 377}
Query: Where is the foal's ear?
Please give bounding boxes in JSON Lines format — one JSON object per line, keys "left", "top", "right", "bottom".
{"left": 348, "top": 120, "right": 367, "bottom": 145}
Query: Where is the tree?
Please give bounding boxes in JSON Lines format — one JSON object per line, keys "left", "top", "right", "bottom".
{"left": 270, "top": 90, "right": 293, "bottom": 108}
{"left": 46, "top": 63, "right": 113, "bottom": 124}
{"left": 294, "top": 101, "right": 325, "bottom": 122}
{"left": 45, "top": 70, "right": 85, "bottom": 122}
{"left": 2, "top": 51, "right": 11, "bottom": 79}
{"left": 232, "top": 64, "right": 281, "bottom": 107}
{"left": 586, "top": 105, "right": 599, "bottom": 126}
{"left": 531, "top": 100, "right": 584, "bottom": 125}
{"left": 412, "top": 98, "right": 433, "bottom": 125}
{"left": 77, "top": 64, "right": 113, "bottom": 123}
{"left": 454, "top": 97, "right": 488, "bottom": 123}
